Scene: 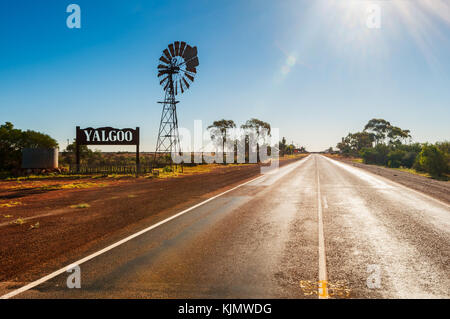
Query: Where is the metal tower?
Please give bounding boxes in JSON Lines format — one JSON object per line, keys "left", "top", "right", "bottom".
{"left": 155, "top": 74, "right": 181, "bottom": 156}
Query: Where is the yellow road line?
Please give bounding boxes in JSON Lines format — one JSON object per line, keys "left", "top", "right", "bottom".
{"left": 316, "top": 156, "right": 329, "bottom": 299}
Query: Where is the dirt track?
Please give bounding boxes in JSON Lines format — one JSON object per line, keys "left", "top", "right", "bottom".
{"left": 0, "top": 159, "right": 301, "bottom": 284}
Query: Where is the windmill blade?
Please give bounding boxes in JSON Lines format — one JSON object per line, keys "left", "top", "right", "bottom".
{"left": 191, "top": 46, "right": 198, "bottom": 58}
{"left": 163, "top": 49, "right": 171, "bottom": 61}
{"left": 186, "top": 56, "right": 199, "bottom": 69}
{"left": 174, "top": 41, "right": 180, "bottom": 56}
{"left": 184, "top": 46, "right": 197, "bottom": 61}
{"left": 158, "top": 64, "right": 169, "bottom": 69}
{"left": 182, "top": 45, "right": 193, "bottom": 59}
{"left": 183, "top": 77, "right": 190, "bottom": 89}
{"left": 179, "top": 79, "right": 184, "bottom": 94}
{"left": 159, "top": 56, "right": 170, "bottom": 64}
{"left": 186, "top": 67, "right": 197, "bottom": 73}
{"left": 157, "top": 69, "right": 170, "bottom": 77}
{"left": 160, "top": 76, "right": 168, "bottom": 85}
{"left": 175, "top": 80, "right": 178, "bottom": 95}
{"left": 179, "top": 42, "right": 186, "bottom": 57}
{"left": 184, "top": 72, "right": 194, "bottom": 82}
{"left": 168, "top": 43, "right": 175, "bottom": 57}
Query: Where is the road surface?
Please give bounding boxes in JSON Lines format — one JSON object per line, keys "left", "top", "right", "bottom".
{"left": 2, "top": 155, "right": 449, "bottom": 298}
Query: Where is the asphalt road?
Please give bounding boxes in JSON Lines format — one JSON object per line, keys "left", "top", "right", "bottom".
{"left": 3, "top": 155, "right": 450, "bottom": 299}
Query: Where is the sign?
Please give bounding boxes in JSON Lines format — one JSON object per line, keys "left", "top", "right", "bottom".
{"left": 75, "top": 126, "right": 140, "bottom": 176}
{"left": 76, "top": 126, "right": 139, "bottom": 146}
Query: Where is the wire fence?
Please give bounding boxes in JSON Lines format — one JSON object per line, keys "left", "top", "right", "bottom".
{"left": 66, "top": 163, "right": 185, "bottom": 175}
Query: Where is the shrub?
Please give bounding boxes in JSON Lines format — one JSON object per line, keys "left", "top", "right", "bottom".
{"left": 417, "top": 144, "right": 448, "bottom": 177}
{"left": 401, "top": 151, "right": 418, "bottom": 168}
{"left": 435, "top": 141, "right": 450, "bottom": 154}
{"left": 162, "top": 166, "right": 173, "bottom": 173}
{"left": 360, "top": 147, "right": 378, "bottom": 164}
{"left": 360, "top": 144, "right": 390, "bottom": 166}
{"left": 387, "top": 150, "right": 406, "bottom": 168}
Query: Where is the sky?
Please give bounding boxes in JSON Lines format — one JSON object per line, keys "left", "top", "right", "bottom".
{"left": 0, "top": 0, "right": 449, "bottom": 152}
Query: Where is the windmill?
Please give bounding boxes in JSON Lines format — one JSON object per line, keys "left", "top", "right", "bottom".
{"left": 154, "top": 41, "right": 199, "bottom": 161}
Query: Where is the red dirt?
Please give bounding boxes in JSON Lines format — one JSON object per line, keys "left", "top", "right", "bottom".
{"left": 0, "top": 158, "right": 303, "bottom": 284}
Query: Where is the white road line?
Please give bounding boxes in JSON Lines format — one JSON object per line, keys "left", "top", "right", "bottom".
{"left": 0, "top": 173, "right": 267, "bottom": 299}
{"left": 315, "top": 157, "right": 328, "bottom": 299}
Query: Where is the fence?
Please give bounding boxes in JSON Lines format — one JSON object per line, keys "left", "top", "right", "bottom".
{"left": 66, "top": 164, "right": 184, "bottom": 175}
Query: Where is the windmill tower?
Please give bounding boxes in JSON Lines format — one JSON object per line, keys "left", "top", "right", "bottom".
{"left": 155, "top": 41, "right": 199, "bottom": 160}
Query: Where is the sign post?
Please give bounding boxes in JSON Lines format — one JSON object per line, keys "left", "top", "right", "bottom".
{"left": 76, "top": 126, "right": 140, "bottom": 177}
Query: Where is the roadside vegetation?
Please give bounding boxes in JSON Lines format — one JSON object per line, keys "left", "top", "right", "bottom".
{"left": 335, "top": 118, "right": 449, "bottom": 180}
{"left": 1, "top": 120, "right": 307, "bottom": 180}
{"left": 0, "top": 122, "right": 58, "bottom": 177}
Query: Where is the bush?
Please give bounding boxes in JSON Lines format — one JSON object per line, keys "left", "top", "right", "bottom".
{"left": 401, "top": 151, "right": 418, "bottom": 168}
{"left": 360, "top": 144, "right": 389, "bottom": 166}
{"left": 162, "top": 166, "right": 173, "bottom": 173}
{"left": 360, "top": 147, "right": 377, "bottom": 164}
{"left": 417, "top": 144, "right": 448, "bottom": 177}
{"left": 387, "top": 150, "right": 406, "bottom": 168}
{"left": 436, "top": 141, "right": 450, "bottom": 154}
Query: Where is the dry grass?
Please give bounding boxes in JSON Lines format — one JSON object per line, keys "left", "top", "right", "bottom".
{"left": 4, "top": 181, "right": 108, "bottom": 192}
{"left": 0, "top": 201, "right": 22, "bottom": 208}
{"left": 393, "top": 167, "right": 431, "bottom": 178}
{"left": 10, "top": 217, "right": 25, "bottom": 225}
{"left": 280, "top": 154, "right": 309, "bottom": 160}
{"left": 29, "top": 222, "right": 40, "bottom": 230}
{"left": 70, "top": 203, "right": 91, "bottom": 209}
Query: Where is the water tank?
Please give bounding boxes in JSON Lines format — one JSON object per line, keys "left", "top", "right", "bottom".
{"left": 22, "top": 148, "right": 59, "bottom": 169}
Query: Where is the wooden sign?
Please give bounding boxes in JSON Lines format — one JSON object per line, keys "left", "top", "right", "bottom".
{"left": 75, "top": 126, "right": 140, "bottom": 176}
{"left": 76, "top": 127, "right": 139, "bottom": 146}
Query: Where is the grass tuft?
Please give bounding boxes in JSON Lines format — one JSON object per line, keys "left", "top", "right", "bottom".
{"left": 10, "top": 218, "right": 25, "bottom": 225}
{"left": 70, "top": 203, "right": 91, "bottom": 209}
{"left": 0, "top": 201, "right": 22, "bottom": 208}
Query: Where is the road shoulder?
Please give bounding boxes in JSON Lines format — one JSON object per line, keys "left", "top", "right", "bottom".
{"left": 331, "top": 157, "right": 450, "bottom": 204}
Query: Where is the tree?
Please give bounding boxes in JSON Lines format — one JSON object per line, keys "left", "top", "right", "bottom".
{"left": 387, "top": 126, "right": 411, "bottom": 146}
{"left": 0, "top": 122, "right": 58, "bottom": 170}
{"left": 364, "top": 118, "right": 392, "bottom": 145}
{"left": 363, "top": 118, "right": 411, "bottom": 146}
{"left": 241, "top": 118, "right": 271, "bottom": 162}
{"left": 279, "top": 137, "right": 287, "bottom": 156}
{"left": 336, "top": 132, "right": 373, "bottom": 156}
{"left": 61, "top": 140, "right": 103, "bottom": 166}
{"left": 207, "top": 119, "right": 236, "bottom": 162}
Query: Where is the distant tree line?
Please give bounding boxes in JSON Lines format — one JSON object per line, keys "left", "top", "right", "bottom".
{"left": 336, "top": 118, "right": 449, "bottom": 179}
{"left": 207, "top": 118, "right": 307, "bottom": 160}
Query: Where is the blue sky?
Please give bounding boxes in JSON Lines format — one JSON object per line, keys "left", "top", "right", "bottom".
{"left": 1, "top": 0, "right": 449, "bottom": 152}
